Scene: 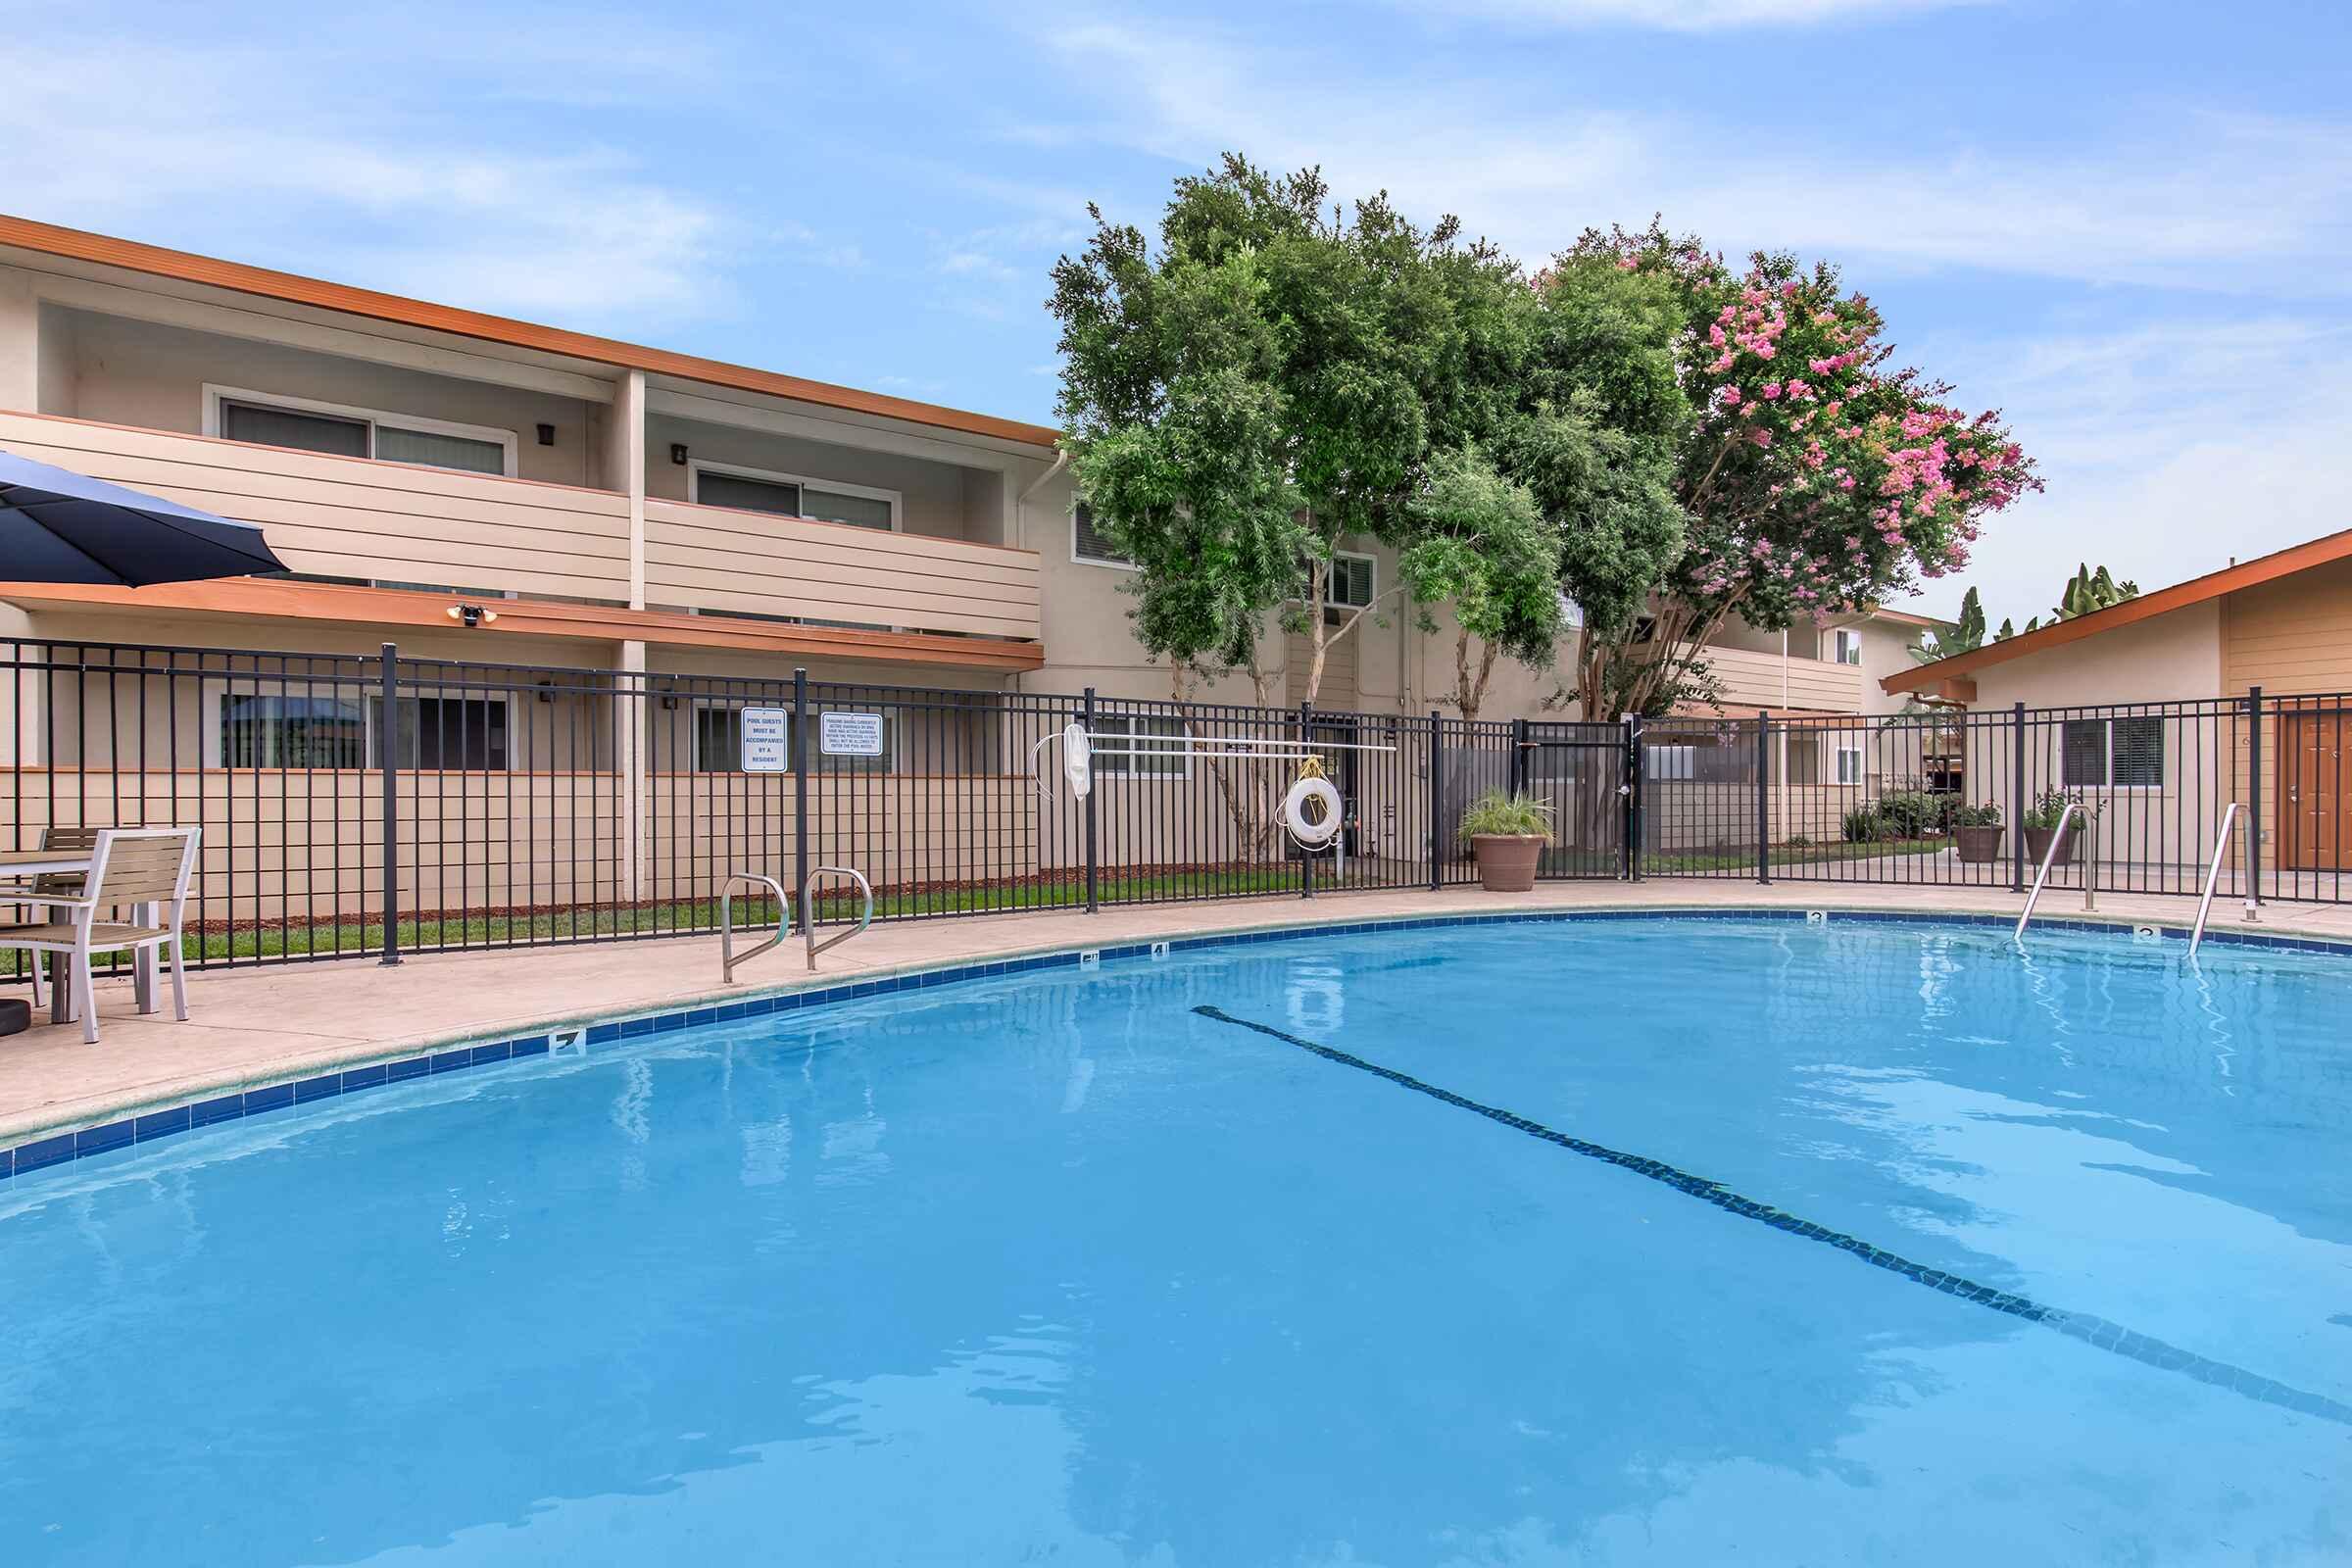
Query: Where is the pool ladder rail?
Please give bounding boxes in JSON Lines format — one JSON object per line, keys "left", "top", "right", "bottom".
{"left": 718, "top": 866, "right": 875, "bottom": 982}
{"left": 2013, "top": 802, "right": 2096, "bottom": 942}
{"left": 2188, "top": 803, "right": 2259, "bottom": 957}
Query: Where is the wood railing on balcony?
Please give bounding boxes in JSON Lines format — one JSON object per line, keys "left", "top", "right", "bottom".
{"left": 0, "top": 410, "right": 633, "bottom": 602}
{"left": 644, "top": 496, "right": 1042, "bottom": 641}
{"left": 1701, "top": 643, "right": 1865, "bottom": 713}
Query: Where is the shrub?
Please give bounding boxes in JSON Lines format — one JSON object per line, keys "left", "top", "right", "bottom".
{"left": 1458, "top": 789, "right": 1556, "bottom": 845}
{"left": 1841, "top": 805, "right": 1884, "bottom": 842}
{"left": 1875, "top": 789, "right": 1941, "bottom": 838}
{"left": 2022, "top": 789, "right": 2078, "bottom": 831}
{"left": 1950, "top": 800, "right": 2002, "bottom": 828}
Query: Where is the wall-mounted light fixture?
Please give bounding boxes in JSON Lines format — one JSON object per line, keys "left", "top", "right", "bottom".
{"left": 536, "top": 678, "right": 556, "bottom": 704}
{"left": 446, "top": 604, "right": 499, "bottom": 629}
{"left": 536, "top": 423, "right": 556, "bottom": 447}
{"left": 669, "top": 443, "right": 689, "bottom": 466}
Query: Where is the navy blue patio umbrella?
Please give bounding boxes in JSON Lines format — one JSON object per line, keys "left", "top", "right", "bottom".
{"left": 0, "top": 447, "right": 286, "bottom": 584}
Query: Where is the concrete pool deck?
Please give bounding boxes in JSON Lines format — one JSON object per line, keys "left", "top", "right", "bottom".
{"left": 5, "top": 878, "right": 2348, "bottom": 1147}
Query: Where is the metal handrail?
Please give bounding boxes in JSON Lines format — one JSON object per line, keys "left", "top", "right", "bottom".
{"left": 719, "top": 874, "right": 791, "bottom": 983}
{"left": 804, "top": 866, "right": 875, "bottom": 970}
{"left": 2013, "top": 802, "right": 2090, "bottom": 941}
{"left": 2188, "top": 803, "right": 2254, "bottom": 956}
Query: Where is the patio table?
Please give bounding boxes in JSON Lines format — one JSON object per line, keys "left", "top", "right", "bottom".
{"left": 0, "top": 849, "right": 163, "bottom": 1024}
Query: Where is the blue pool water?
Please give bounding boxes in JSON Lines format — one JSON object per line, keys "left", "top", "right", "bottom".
{"left": 2, "top": 916, "right": 2346, "bottom": 1565}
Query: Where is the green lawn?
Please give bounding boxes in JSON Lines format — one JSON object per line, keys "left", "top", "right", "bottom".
{"left": 2, "top": 865, "right": 1328, "bottom": 971}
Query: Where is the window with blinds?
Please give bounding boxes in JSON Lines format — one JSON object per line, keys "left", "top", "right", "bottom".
{"left": 1072, "top": 504, "right": 1132, "bottom": 566}
{"left": 2063, "top": 716, "right": 2165, "bottom": 787}
{"left": 218, "top": 396, "right": 511, "bottom": 475}
{"left": 694, "top": 469, "right": 895, "bottom": 530}
{"left": 1326, "top": 554, "right": 1376, "bottom": 609}
{"left": 2110, "top": 715, "right": 2164, "bottom": 786}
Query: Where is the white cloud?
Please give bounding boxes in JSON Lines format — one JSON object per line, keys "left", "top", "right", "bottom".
{"left": 1894, "top": 316, "right": 2352, "bottom": 621}
{"left": 0, "top": 28, "right": 734, "bottom": 328}
{"left": 1035, "top": 24, "right": 2352, "bottom": 296}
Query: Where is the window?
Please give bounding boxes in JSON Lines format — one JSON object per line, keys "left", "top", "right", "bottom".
{"left": 1325, "top": 553, "right": 1375, "bottom": 610}
{"left": 218, "top": 693, "right": 368, "bottom": 767}
{"left": 1092, "top": 714, "right": 1190, "bottom": 778}
{"left": 1833, "top": 628, "right": 1864, "bottom": 665}
{"left": 689, "top": 462, "right": 898, "bottom": 531}
{"left": 1837, "top": 743, "right": 1865, "bottom": 785}
{"left": 2063, "top": 716, "right": 2164, "bottom": 788}
{"left": 1072, "top": 503, "right": 1133, "bottom": 567}
{"left": 1645, "top": 743, "right": 1694, "bottom": 781}
{"left": 381, "top": 697, "right": 510, "bottom": 769}
{"left": 694, "top": 705, "right": 744, "bottom": 772}
{"left": 215, "top": 691, "right": 507, "bottom": 768}
{"left": 208, "top": 386, "right": 515, "bottom": 476}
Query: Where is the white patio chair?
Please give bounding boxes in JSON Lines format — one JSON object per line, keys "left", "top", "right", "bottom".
{"left": 3, "top": 827, "right": 99, "bottom": 1011}
{"left": 0, "top": 827, "right": 200, "bottom": 1044}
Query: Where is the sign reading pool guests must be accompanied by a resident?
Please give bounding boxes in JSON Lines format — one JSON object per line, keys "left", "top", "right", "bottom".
{"left": 739, "top": 708, "right": 789, "bottom": 773}
{"left": 820, "top": 711, "right": 886, "bottom": 758}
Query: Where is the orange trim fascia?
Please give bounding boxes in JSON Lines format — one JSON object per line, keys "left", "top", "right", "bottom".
{"left": 0, "top": 579, "right": 1047, "bottom": 671}
{"left": 0, "top": 214, "right": 1063, "bottom": 451}
{"left": 1882, "top": 525, "right": 2352, "bottom": 695}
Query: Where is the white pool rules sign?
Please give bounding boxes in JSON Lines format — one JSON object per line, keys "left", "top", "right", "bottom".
{"left": 820, "top": 711, "right": 886, "bottom": 759}
{"left": 739, "top": 708, "right": 789, "bottom": 773}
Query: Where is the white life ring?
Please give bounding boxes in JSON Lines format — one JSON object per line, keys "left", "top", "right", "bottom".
{"left": 1062, "top": 721, "right": 1094, "bottom": 799}
{"left": 1284, "top": 775, "right": 1344, "bottom": 847}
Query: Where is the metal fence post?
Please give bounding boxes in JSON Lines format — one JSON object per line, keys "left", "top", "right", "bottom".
{"left": 1082, "top": 686, "right": 1100, "bottom": 913}
{"left": 1298, "top": 699, "right": 1315, "bottom": 899}
{"left": 1625, "top": 712, "right": 1645, "bottom": 881}
{"left": 792, "top": 667, "right": 809, "bottom": 929}
{"left": 1428, "top": 710, "right": 1444, "bottom": 891}
{"left": 377, "top": 641, "right": 401, "bottom": 966}
{"left": 2246, "top": 684, "right": 2264, "bottom": 909}
{"left": 1755, "top": 710, "right": 1771, "bottom": 885}
{"left": 1509, "top": 716, "right": 1528, "bottom": 797}
{"left": 2010, "top": 701, "right": 2028, "bottom": 893}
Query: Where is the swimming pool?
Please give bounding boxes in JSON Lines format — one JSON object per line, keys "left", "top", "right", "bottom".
{"left": 2, "top": 914, "right": 2345, "bottom": 1564}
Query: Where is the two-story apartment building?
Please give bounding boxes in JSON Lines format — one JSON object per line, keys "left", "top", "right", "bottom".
{"left": 0, "top": 216, "right": 1930, "bottom": 725}
{"left": 0, "top": 217, "right": 1948, "bottom": 921}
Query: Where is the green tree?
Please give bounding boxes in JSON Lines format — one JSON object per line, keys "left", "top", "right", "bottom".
{"left": 1397, "top": 445, "right": 1564, "bottom": 719}
{"left": 1561, "top": 222, "right": 2039, "bottom": 716}
{"left": 1911, "top": 584, "right": 1986, "bottom": 662}
{"left": 1050, "top": 156, "right": 1484, "bottom": 709}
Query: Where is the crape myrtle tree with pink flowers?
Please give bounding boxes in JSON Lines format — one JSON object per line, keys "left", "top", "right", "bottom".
{"left": 1553, "top": 221, "right": 2040, "bottom": 719}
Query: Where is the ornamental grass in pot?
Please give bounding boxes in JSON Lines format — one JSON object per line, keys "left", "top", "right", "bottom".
{"left": 2021, "top": 790, "right": 2079, "bottom": 866}
{"left": 1951, "top": 801, "right": 2003, "bottom": 864}
{"left": 1459, "top": 789, "right": 1554, "bottom": 893}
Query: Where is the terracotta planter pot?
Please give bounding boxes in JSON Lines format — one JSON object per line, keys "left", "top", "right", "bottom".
{"left": 1954, "top": 824, "right": 2003, "bottom": 864}
{"left": 2024, "top": 824, "right": 2076, "bottom": 866}
{"left": 1470, "top": 834, "right": 1545, "bottom": 893}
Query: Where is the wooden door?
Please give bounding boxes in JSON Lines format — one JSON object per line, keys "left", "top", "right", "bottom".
{"left": 2281, "top": 710, "right": 2351, "bottom": 870}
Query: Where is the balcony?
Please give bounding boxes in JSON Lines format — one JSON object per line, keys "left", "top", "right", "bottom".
{"left": 645, "top": 496, "right": 1041, "bottom": 640}
{"left": 0, "top": 410, "right": 1046, "bottom": 652}
{"left": 1700, "top": 643, "right": 1864, "bottom": 714}
{"left": 0, "top": 409, "right": 633, "bottom": 601}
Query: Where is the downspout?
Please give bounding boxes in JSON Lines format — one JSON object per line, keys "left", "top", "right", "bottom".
{"left": 1009, "top": 450, "right": 1070, "bottom": 696}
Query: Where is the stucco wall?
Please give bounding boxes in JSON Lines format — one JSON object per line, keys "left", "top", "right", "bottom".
{"left": 1964, "top": 600, "right": 2225, "bottom": 711}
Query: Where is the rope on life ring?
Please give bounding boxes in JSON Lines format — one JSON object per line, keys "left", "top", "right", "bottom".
{"left": 1284, "top": 756, "right": 1344, "bottom": 848}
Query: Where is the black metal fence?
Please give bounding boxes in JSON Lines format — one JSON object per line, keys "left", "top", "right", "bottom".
{"left": 4, "top": 635, "right": 2345, "bottom": 978}
{"left": 1633, "top": 693, "right": 2347, "bottom": 906}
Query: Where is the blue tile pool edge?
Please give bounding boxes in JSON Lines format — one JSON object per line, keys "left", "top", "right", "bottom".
{"left": 5, "top": 903, "right": 2343, "bottom": 1184}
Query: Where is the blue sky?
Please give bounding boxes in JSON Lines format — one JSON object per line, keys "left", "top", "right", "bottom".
{"left": 6, "top": 0, "right": 2346, "bottom": 622}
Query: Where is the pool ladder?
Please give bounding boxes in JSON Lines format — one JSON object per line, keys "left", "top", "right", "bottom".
{"left": 2188, "top": 803, "right": 2258, "bottom": 957}
{"left": 718, "top": 866, "right": 876, "bottom": 982}
{"left": 2013, "top": 803, "right": 2094, "bottom": 942}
